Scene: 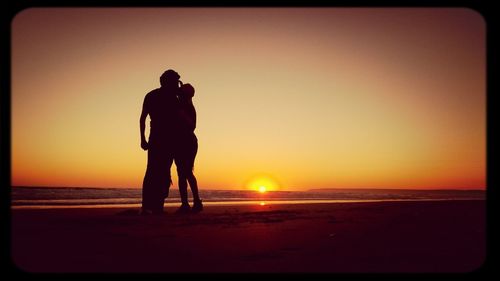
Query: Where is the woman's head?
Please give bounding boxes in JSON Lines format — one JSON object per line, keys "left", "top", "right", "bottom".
{"left": 180, "top": 83, "right": 195, "bottom": 98}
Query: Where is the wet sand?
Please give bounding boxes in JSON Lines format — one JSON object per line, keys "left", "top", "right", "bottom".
{"left": 10, "top": 200, "right": 485, "bottom": 273}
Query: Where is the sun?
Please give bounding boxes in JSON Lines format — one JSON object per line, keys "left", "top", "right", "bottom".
{"left": 246, "top": 175, "right": 280, "bottom": 192}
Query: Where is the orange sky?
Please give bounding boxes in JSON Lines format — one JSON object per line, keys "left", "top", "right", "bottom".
{"left": 11, "top": 8, "right": 486, "bottom": 190}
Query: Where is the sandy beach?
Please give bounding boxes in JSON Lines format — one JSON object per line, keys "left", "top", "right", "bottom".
{"left": 10, "top": 200, "right": 485, "bottom": 273}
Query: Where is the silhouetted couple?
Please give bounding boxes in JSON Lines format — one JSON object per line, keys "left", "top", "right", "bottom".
{"left": 140, "top": 69, "right": 202, "bottom": 215}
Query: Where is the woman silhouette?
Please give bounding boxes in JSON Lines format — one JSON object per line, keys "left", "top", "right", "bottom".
{"left": 174, "top": 82, "right": 203, "bottom": 213}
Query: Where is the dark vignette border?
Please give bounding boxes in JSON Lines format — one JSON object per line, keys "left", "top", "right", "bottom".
{"left": 1, "top": 0, "right": 496, "bottom": 280}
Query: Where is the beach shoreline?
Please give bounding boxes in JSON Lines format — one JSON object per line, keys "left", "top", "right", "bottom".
{"left": 10, "top": 198, "right": 485, "bottom": 210}
{"left": 10, "top": 200, "right": 486, "bottom": 273}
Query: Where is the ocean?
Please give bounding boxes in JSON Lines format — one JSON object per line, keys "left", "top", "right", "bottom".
{"left": 10, "top": 186, "right": 486, "bottom": 209}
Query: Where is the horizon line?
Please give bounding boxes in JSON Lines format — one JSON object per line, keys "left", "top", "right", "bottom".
{"left": 10, "top": 185, "right": 487, "bottom": 192}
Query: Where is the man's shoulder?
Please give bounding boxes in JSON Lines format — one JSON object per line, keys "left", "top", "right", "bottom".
{"left": 145, "top": 88, "right": 161, "bottom": 97}
{"left": 144, "top": 88, "right": 162, "bottom": 102}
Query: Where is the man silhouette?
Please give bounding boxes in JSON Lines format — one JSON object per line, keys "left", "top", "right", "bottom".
{"left": 140, "top": 69, "right": 182, "bottom": 215}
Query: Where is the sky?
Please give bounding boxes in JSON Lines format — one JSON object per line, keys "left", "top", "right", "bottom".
{"left": 11, "top": 8, "right": 486, "bottom": 190}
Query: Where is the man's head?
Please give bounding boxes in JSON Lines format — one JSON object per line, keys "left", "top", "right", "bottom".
{"left": 160, "top": 69, "right": 180, "bottom": 88}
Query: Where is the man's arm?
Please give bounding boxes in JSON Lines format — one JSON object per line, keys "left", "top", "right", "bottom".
{"left": 140, "top": 97, "right": 149, "bottom": 150}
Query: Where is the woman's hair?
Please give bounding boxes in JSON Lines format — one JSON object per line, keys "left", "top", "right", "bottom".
{"left": 180, "top": 83, "right": 195, "bottom": 98}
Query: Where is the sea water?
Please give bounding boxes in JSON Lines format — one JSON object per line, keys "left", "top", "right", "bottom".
{"left": 10, "top": 186, "right": 486, "bottom": 209}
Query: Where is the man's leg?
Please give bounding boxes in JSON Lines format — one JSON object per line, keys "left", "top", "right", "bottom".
{"left": 142, "top": 144, "right": 172, "bottom": 213}
{"left": 155, "top": 152, "right": 173, "bottom": 213}
{"left": 142, "top": 147, "right": 159, "bottom": 212}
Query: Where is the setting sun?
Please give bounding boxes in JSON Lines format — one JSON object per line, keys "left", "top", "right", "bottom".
{"left": 247, "top": 175, "right": 280, "bottom": 192}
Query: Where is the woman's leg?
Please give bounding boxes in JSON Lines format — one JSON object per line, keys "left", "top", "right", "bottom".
{"left": 188, "top": 138, "right": 201, "bottom": 203}
{"left": 187, "top": 173, "right": 200, "bottom": 202}
{"left": 175, "top": 159, "right": 190, "bottom": 207}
